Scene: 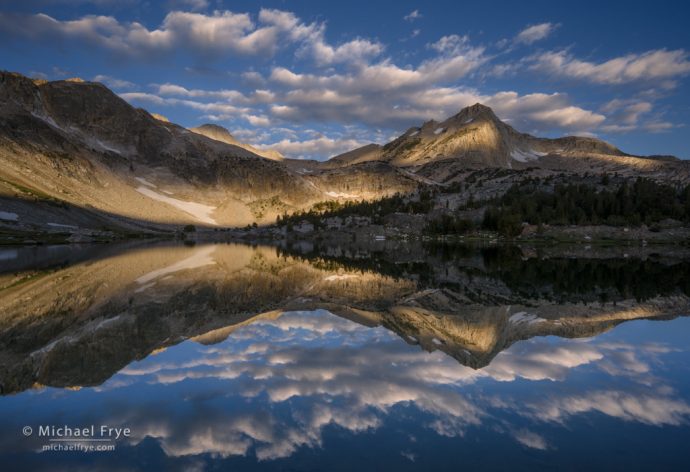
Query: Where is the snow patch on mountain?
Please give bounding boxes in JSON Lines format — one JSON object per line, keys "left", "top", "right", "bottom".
{"left": 48, "top": 222, "right": 78, "bottom": 229}
{"left": 326, "top": 191, "right": 357, "bottom": 198}
{"left": 509, "top": 312, "right": 546, "bottom": 325}
{"left": 0, "top": 211, "right": 18, "bottom": 221}
{"left": 90, "top": 138, "right": 124, "bottom": 155}
{"left": 135, "top": 177, "right": 157, "bottom": 188}
{"left": 324, "top": 274, "right": 359, "bottom": 282}
{"left": 511, "top": 148, "right": 547, "bottom": 163}
{"left": 136, "top": 186, "right": 217, "bottom": 225}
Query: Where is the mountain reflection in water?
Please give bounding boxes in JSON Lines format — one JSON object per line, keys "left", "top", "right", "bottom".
{"left": 0, "top": 242, "right": 689, "bottom": 471}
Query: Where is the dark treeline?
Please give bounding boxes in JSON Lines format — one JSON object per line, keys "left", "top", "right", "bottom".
{"left": 425, "top": 177, "right": 690, "bottom": 237}
{"left": 479, "top": 245, "right": 690, "bottom": 302}
{"left": 276, "top": 176, "right": 690, "bottom": 237}
{"left": 276, "top": 190, "right": 435, "bottom": 227}
{"left": 280, "top": 242, "right": 690, "bottom": 303}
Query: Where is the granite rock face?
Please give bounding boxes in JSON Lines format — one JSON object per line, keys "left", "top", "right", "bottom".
{"left": 0, "top": 71, "right": 417, "bottom": 230}
{"left": 1, "top": 71, "right": 688, "bottom": 234}
{"left": 326, "top": 102, "right": 690, "bottom": 183}
{"left": 190, "top": 123, "right": 285, "bottom": 161}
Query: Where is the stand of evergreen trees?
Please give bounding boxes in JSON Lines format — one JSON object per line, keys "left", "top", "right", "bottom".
{"left": 275, "top": 176, "right": 690, "bottom": 238}
{"left": 276, "top": 190, "right": 435, "bottom": 227}
{"left": 482, "top": 178, "right": 690, "bottom": 236}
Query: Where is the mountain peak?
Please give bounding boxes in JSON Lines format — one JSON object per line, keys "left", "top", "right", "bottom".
{"left": 191, "top": 123, "right": 237, "bottom": 143}
{"left": 449, "top": 103, "right": 500, "bottom": 124}
{"left": 194, "top": 123, "right": 232, "bottom": 134}
{"left": 366, "top": 101, "right": 634, "bottom": 168}
{"left": 190, "top": 123, "right": 284, "bottom": 161}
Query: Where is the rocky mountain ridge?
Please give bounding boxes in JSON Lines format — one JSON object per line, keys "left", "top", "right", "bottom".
{"left": 326, "top": 103, "right": 681, "bottom": 173}
{"left": 190, "top": 123, "right": 284, "bottom": 161}
{"left": 0, "top": 70, "right": 688, "bottom": 237}
{"left": 0, "top": 71, "right": 417, "bottom": 233}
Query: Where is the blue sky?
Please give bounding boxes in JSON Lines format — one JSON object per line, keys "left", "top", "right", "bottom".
{"left": 1, "top": 0, "right": 689, "bottom": 160}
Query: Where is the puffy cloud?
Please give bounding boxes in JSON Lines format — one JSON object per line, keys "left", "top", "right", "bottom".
{"left": 258, "top": 136, "right": 370, "bottom": 160}
{"left": 301, "top": 37, "right": 385, "bottom": 66}
{"left": 515, "top": 22, "right": 558, "bottom": 45}
{"left": 529, "top": 49, "right": 690, "bottom": 84}
{"left": 484, "top": 341, "right": 603, "bottom": 382}
{"left": 0, "top": 8, "right": 321, "bottom": 58}
{"left": 525, "top": 391, "right": 690, "bottom": 426}
{"left": 92, "top": 74, "right": 136, "bottom": 90}
{"left": 266, "top": 65, "right": 604, "bottom": 133}
{"left": 24, "top": 7, "right": 681, "bottom": 153}
{"left": 119, "top": 92, "right": 251, "bottom": 117}
{"left": 250, "top": 33, "right": 608, "bottom": 138}
{"left": 0, "top": 7, "right": 384, "bottom": 67}
{"left": 124, "top": 71, "right": 606, "bottom": 148}
{"left": 119, "top": 91, "right": 167, "bottom": 105}
{"left": 17, "top": 307, "right": 684, "bottom": 462}
{"left": 513, "top": 429, "right": 549, "bottom": 450}
{"left": 245, "top": 114, "right": 271, "bottom": 126}
{"left": 404, "top": 10, "right": 422, "bottom": 22}
{"left": 105, "top": 309, "right": 690, "bottom": 461}
{"left": 428, "top": 34, "right": 476, "bottom": 56}
{"left": 156, "top": 83, "right": 247, "bottom": 101}
{"left": 599, "top": 98, "right": 676, "bottom": 133}
{"left": 484, "top": 91, "right": 606, "bottom": 132}
{"left": 601, "top": 99, "right": 653, "bottom": 125}
{"left": 5, "top": 7, "right": 634, "bottom": 148}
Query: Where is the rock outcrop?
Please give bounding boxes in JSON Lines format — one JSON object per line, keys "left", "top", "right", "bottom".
{"left": 324, "top": 103, "right": 690, "bottom": 183}
{"left": 1, "top": 71, "right": 688, "bottom": 234}
{"left": 0, "top": 71, "right": 417, "bottom": 230}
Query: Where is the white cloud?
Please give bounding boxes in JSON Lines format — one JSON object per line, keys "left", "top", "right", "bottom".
{"left": 301, "top": 37, "right": 385, "bottom": 66}
{"left": 0, "top": 8, "right": 321, "bottom": 58}
{"left": 515, "top": 22, "right": 558, "bottom": 45}
{"left": 119, "top": 92, "right": 250, "bottom": 117}
{"left": 246, "top": 114, "right": 271, "bottom": 126}
{"left": 513, "top": 429, "right": 549, "bottom": 450}
{"left": 114, "top": 44, "right": 610, "bottom": 159}
{"left": 485, "top": 91, "right": 606, "bottom": 131}
{"left": 1, "top": 7, "right": 385, "bottom": 70}
{"left": 598, "top": 98, "right": 677, "bottom": 133}
{"left": 404, "top": 10, "right": 422, "bottom": 22}
{"left": 429, "top": 34, "right": 473, "bottom": 55}
{"left": 93, "top": 74, "right": 136, "bottom": 90}
{"left": 119, "top": 92, "right": 167, "bottom": 105}
{"left": 126, "top": 63, "right": 606, "bottom": 149}
{"left": 600, "top": 98, "right": 651, "bottom": 132}
{"left": 525, "top": 391, "right": 690, "bottom": 426}
{"left": 266, "top": 65, "right": 605, "bottom": 134}
{"left": 24, "top": 7, "right": 680, "bottom": 152}
{"left": 258, "top": 136, "right": 370, "bottom": 160}
{"left": 262, "top": 10, "right": 385, "bottom": 66}
{"left": 156, "top": 83, "right": 246, "bottom": 101}
{"left": 167, "top": 0, "right": 209, "bottom": 11}
{"left": 529, "top": 49, "right": 690, "bottom": 84}
{"left": 102, "top": 309, "right": 690, "bottom": 462}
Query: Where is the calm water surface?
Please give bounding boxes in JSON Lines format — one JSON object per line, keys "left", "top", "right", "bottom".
{"left": 0, "top": 242, "right": 689, "bottom": 471}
